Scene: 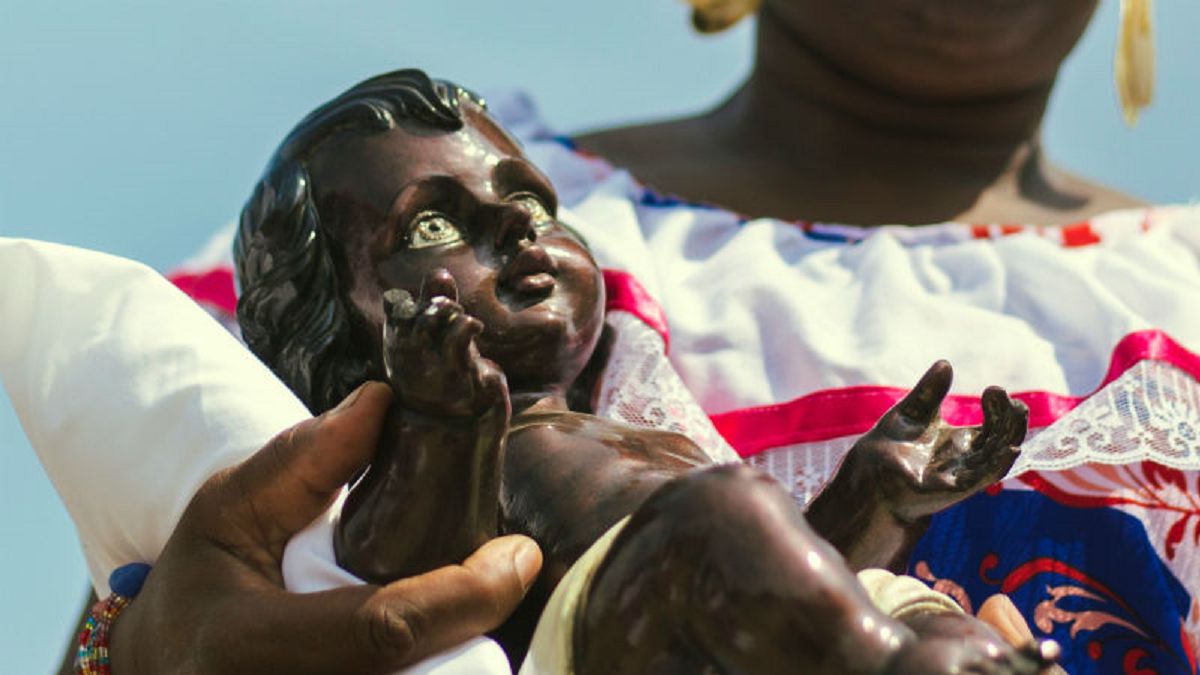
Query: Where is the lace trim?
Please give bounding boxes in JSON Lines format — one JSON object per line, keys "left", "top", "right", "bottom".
{"left": 1013, "top": 360, "right": 1200, "bottom": 473}
{"left": 746, "top": 438, "right": 856, "bottom": 507}
{"left": 595, "top": 312, "right": 740, "bottom": 464}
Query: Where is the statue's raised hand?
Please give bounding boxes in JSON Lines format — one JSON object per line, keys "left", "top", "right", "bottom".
{"left": 382, "top": 268, "right": 507, "bottom": 418}
{"left": 806, "top": 361, "right": 1027, "bottom": 571}
{"left": 851, "top": 360, "right": 1027, "bottom": 523}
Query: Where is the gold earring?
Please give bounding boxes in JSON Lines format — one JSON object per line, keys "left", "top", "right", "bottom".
{"left": 687, "top": 0, "right": 760, "bottom": 34}
{"left": 1115, "top": 0, "right": 1155, "bottom": 126}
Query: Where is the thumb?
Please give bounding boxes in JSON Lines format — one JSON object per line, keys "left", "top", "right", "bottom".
{"left": 353, "top": 534, "right": 542, "bottom": 670}
{"left": 229, "top": 381, "right": 394, "bottom": 538}
{"left": 421, "top": 267, "right": 459, "bottom": 304}
{"left": 893, "top": 360, "right": 953, "bottom": 429}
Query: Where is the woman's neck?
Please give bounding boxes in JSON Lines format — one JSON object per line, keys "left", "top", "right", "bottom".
{"left": 705, "top": 9, "right": 1077, "bottom": 224}
{"left": 729, "top": 6, "right": 1054, "bottom": 182}
{"left": 576, "top": 8, "right": 1141, "bottom": 225}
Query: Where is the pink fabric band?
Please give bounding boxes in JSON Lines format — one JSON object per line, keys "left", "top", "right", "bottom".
{"left": 712, "top": 330, "right": 1200, "bottom": 457}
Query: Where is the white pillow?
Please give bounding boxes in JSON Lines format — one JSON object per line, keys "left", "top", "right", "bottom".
{"left": 0, "top": 238, "right": 310, "bottom": 592}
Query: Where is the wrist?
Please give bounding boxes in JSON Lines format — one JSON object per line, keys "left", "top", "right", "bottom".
{"left": 78, "top": 563, "right": 151, "bottom": 675}
{"left": 397, "top": 399, "right": 506, "bottom": 426}
{"left": 808, "top": 471, "right": 929, "bottom": 572}
{"left": 106, "top": 598, "right": 143, "bottom": 675}
{"left": 806, "top": 463, "right": 879, "bottom": 534}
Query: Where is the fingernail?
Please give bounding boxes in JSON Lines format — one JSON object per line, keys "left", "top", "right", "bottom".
{"left": 513, "top": 540, "right": 542, "bottom": 590}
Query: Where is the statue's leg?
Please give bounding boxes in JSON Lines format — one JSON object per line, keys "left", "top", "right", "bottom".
{"left": 573, "top": 464, "right": 910, "bottom": 675}
{"left": 573, "top": 464, "right": 1056, "bottom": 675}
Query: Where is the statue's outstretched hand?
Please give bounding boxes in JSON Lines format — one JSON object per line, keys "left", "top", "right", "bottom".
{"left": 850, "top": 360, "right": 1027, "bottom": 523}
{"left": 383, "top": 268, "right": 507, "bottom": 418}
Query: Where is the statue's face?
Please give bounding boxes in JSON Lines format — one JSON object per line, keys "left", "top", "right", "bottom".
{"left": 307, "top": 106, "right": 605, "bottom": 392}
{"left": 762, "top": 0, "right": 1098, "bottom": 99}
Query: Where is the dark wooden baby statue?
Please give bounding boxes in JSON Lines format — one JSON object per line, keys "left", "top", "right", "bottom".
{"left": 234, "top": 70, "right": 1056, "bottom": 674}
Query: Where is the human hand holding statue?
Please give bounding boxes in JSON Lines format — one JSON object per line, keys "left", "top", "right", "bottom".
{"left": 109, "top": 382, "right": 541, "bottom": 675}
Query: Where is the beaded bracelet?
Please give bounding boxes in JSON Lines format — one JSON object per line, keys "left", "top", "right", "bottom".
{"left": 75, "top": 563, "right": 152, "bottom": 675}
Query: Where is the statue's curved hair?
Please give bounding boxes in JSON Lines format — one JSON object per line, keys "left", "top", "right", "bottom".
{"left": 235, "top": 69, "right": 483, "bottom": 413}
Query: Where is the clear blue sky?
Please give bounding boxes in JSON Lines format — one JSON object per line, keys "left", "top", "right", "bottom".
{"left": 2, "top": 1, "right": 1197, "bottom": 671}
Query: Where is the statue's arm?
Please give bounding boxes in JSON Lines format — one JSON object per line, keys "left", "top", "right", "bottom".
{"left": 335, "top": 275, "right": 511, "bottom": 583}
{"left": 335, "top": 400, "right": 508, "bottom": 583}
{"left": 804, "top": 459, "right": 929, "bottom": 575}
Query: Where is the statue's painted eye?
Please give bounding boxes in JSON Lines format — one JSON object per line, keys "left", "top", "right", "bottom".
{"left": 509, "top": 193, "right": 555, "bottom": 233}
{"left": 408, "top": 212, "right": 463, "bottom": 249}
